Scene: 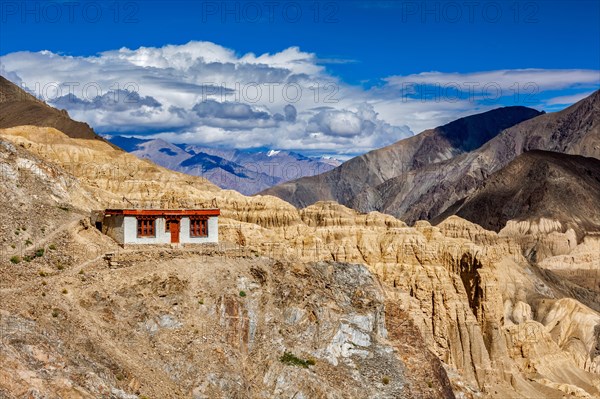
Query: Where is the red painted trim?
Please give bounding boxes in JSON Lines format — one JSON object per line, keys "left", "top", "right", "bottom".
{"left": 105, "top": 209, "right": 220, "bottom": 216}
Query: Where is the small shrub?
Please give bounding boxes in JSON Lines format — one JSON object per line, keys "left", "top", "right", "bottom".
{"left": 239, "top": 291, "right": 246, "bottom": 297}
{"left": 23, "top": 255, "right": 32, "bottom": 262}
{"left": 41, "top": 281, "right": 47, "bottom": 286}
{"left": 21, "top": 227, "right": 26, "bottom": 231}
{"left": 41, "top": 292, "right": 46, "bottom": 297}
{"left": 10, "top": 244, "right": 15, "bottom": 249}
{"left": 38, "top": 270, "right": 47, "bottom": 277}
{"left": 25, "top": 239, "right": 32, "bottom": 246}
{"left": 35, "top": 248, "right": 44, "bottom": 258}
{"left": 49, "top": 244, "right": 57, "bottom": 251}
{"left": 198, "top": 299, "right": 204, "bottom": 305}
{"left": 382, "top": 376, "right": 390, "bottom": 385}
{"left": 10, "top": 256, "right": 20, "bottom": 264}
{"left": 427, "top": 381, "right": 433, "bottom": 388}
{"left": 14, "top": 230, "right": 19, "bottom": 236}
{"left": 52, "top": 310, "right": 59, "bottom": 317}
{"left": 61, "top": 288, "right": 68, "bottom": 294}
{"left": 56, "top": 263, "right": 64, "bottom": 271}
{"left": 58, "top": 206, "right": 69, "bottom": 211}
{"left": 279, "top": 351, "right": 313, "bottom": 368}
{"left": 78, "top": 269, "right": 84, "bottom": 274}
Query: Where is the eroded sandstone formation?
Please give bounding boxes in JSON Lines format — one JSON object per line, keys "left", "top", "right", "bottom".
{"left": 1, "top": 125, "right": 599, "bottom": 398}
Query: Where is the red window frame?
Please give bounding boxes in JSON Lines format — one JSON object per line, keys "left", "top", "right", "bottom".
{"left": 190, "top": 216, "right": 208, "bottom": 237}
{"left": 137, "top": 217, "right": 156, "bottom": 237}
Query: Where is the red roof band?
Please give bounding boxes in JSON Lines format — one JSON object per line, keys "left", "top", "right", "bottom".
{"left": 104, "top": 209, "right": 221, "bottom": 217}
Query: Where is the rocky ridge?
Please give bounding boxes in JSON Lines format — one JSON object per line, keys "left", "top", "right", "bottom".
{"left": 2, "top": 126, "right": 600, "bottom": 397}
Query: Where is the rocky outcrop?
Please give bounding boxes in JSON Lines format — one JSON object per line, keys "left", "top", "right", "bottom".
{"left": 0, "top": 252, "right": 455, "bottom": 398}
{"left": 1, "top": 98, "right": 599, "bottom": 398}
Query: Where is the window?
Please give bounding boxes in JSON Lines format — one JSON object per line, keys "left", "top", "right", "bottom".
{"left": 137, "top": 217, "right": 156, "bottom": 237}
{"left": 165, "top": 219, "right": 171, "bottom": 232}
{"left": 190, "top": 217, "right": 208, "bottom": 237}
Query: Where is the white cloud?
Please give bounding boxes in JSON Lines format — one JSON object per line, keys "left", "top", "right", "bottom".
{"left": 545, "top": 91, "right": 597, "bottom": 105}
{"left": 383, "top": 70, "right": 600, "bottom": 116}
{"left": 1, "top": 42, "right": 598, "bottom": 155}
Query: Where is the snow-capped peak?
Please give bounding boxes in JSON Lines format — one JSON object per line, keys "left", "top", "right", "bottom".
{"left": 267, "top": 150, "right": 281, "bottom": 157}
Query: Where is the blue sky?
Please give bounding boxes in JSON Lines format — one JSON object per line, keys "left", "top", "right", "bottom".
{"left": 1, "top": 0, "right": 599, "bottom": 156}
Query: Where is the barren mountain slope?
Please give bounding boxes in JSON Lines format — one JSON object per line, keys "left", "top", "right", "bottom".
{"left": 433, "top": 150, "right": 600, "bottom": 234}
{"left": 0, "top": 131, "right": 459, "bottom": 398}
{"left": 263, "top": 91, "right": 599, "bottom": 230}
{"left": 261, "top": 106, "right": 544, "bottom": 207}
{"left": 2, "top": 245, "right": 457, "bottom": 398}
{"left": 0, "top": 139, "right": 97, "bottom": 259}
{"left": 538, "top": 235, "right": 600, "bottom": 292}
{"left": 350, "top": 90, "right": 600, "bottom": 225}
{"left": 2, "top": 126, "right": 600, "bottom": 398}
{"left": 0, "top": 75, "right": 113, "bottom": 145}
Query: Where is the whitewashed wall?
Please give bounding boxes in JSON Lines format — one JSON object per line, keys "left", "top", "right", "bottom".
{"left": 123, "top": 216, "right": 170, "bottom": 244}
{"left": 121, "top": 216, "right": 218, "bottom": 244}
{"left": 180, "top": 216, "right": 219, "bottom": 244}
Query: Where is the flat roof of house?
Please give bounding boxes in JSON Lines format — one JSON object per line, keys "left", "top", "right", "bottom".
{"left": 104, "top": 209, "right": 220, "bottom": 216}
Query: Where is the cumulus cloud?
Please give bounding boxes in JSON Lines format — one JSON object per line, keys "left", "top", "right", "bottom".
{"left": 51, "top": 89, "right": 161, "bottom": 112}
{"left": 0, "top": 41, "right": 597, "bottom": 155}
{"left": 192, "top": 100, "right": 269, "bottom": 120}
{"left": 190, "top": 100, "right": 278, "bottom": 130}
{"left": 306, "top": 103, "right": 411, "bottom": 152}
{"left": 284, "top": 104, "right": 297, "bottom": 122}
{"left": 308, "top": 110, "right": 363, "bottom": 137}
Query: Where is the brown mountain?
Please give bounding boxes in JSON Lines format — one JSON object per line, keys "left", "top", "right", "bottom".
{"left": 262, "top": 91, "right": 600, "bottom": 227}
{"left": 261, "top": 105, "right": 544, "bottom": 208}
{"left": 0, "top": 75, "right": 108, "bottom": 142}
{"left": 433, "top": 150, "right": 600, "bottom": 234}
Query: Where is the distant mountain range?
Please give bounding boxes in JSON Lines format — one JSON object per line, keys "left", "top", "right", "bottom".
{"left": 263, "top": 91, "right": 600, "bottom": 232}
{"left": 107, "top": 135, "right": 341, "bottom": 195}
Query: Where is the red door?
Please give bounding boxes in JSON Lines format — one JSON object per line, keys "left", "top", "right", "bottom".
{"left": 170, "top": 221, "right": 180, "bottom": 243}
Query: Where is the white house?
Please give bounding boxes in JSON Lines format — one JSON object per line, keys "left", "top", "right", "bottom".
{"left": 98, "top": 209, "right": 219, "bottom": 245}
